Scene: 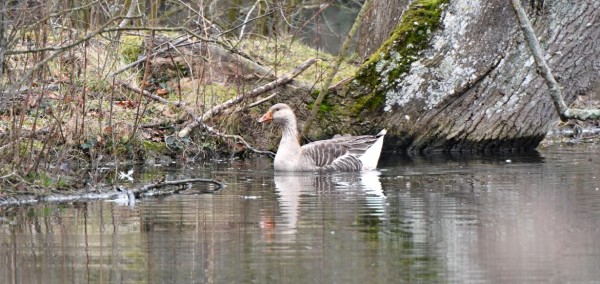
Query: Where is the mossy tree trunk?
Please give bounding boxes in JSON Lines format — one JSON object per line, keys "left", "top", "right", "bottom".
{"left": 357, "top": 0, "right": 410, "bottom": 62}
{"left": 317, "top": 0, "right": 600, "bottom": 153}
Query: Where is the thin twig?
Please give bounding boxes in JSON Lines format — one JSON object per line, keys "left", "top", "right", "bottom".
{"left": 119, "top": 81, "right": 183, "bottom": 106}
{"left": 248, "top": 92, "right": 279, "bottom": 108}
{"left": 0, "top": 171, "right": 15, "bottom": 180}
{"left": 200, "top": 123, "right": 275, "bottom": 157}
{"left": 6, "top": 26, "right": 207, "bottom": 56}
{"left": 108, "top": 34, "right": 192, "bottom": 77}
{"left": 117, "top": 82, "right": 273, "bottom": 155}
{"left": 221, "top": 9, "right": 275, "bottom": 39}
{"left": 239, "top": 0, "right": 263, "bottom": 40}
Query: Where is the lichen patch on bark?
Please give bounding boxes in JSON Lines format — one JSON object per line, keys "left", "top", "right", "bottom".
{"left": 353, "top": 0, "right": 449, "bottom": 112}
{"left": 385, "top": 0, "right": 482, "bottom": 111}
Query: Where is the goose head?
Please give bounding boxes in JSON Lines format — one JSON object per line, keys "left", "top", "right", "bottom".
{"left": 258, "top": 103, "right": 296, "bottom": 126}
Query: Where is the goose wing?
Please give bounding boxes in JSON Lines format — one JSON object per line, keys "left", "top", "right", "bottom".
{"left": 301, "top": 139, "right": 350, "bottom": 168}
{"left": 320, "top": 154, "right": 362, "bottom": 172}
{"left": 301, "top": 135, "right": 382, "bottom": 171}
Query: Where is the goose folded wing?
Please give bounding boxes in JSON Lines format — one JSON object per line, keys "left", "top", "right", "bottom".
{"left": 301, "top": 136, "right": 379, "bottom": 171}
{"left": 301, "top": 140, "right": 350, "bottom": 167}
{"left": 320, "top": 154, "right": 362, "bottom": 172}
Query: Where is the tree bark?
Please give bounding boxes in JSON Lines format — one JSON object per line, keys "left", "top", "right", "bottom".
{"left": 357, "top": 0, "right": 411, "bottom": 61}
{"left": 323, "top": 0, "right": 600, "bottom": 153}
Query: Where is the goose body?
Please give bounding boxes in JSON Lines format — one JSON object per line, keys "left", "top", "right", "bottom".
{"left": 259, "top": 103, "right": 386, "bottom": 172}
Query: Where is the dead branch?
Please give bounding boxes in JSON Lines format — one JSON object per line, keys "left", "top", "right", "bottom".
{"left": 111, "top": 32, "right": 318, "bottom": 96}
{"left": 0, "top": 178, "right": 224, "bottom": 206}
{"left": 248, "top": 92, "right": 279, "bottom": 108}
{"left": 108, "top": 34, "right": 193, "bottom": 77}
{"left": 117, "top": 75, "right": 281, "bottom": 156}
{"left": 234, "top": 7, "right": 275, "bottom": 40}
{"left": 5, "top": 26, "right": 212, "bottom": 56}
{"left": 511, "top": 0, "right": 600, "bottom": 121}
{"left": 5, "top": 17, "right": 131, "bottom": 91}
{"left": 118, "top": 0, "right": 139, "bottom": 28}
{"left": 177, "top": 58, "right": 317, "bottom": 137}
{"left": 119, "top": 81, "right": 182, "bottom": 106}
{"left": 132, "top": 177, "right": 225, "bottom": 197}
{"left": 199, "top": 123, "right": 275, "bottom": 157}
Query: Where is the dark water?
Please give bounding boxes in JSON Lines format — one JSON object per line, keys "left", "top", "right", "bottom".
{"left": 2, "top": 144, "right": 600, "bottom": 283}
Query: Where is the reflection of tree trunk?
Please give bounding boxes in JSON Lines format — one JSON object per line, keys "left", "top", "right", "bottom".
{"left": 357, "top": 0, "right": 410, "bottom": 61}
{"left": 0, "top": 1, "right": 5, "bottom": 79}
{"left": 320, "top": 0, "right": 600, "bottom": 153}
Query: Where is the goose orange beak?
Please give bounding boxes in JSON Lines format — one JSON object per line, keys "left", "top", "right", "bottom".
{"left": 258, "top": 110, "right": 272, "bottom": 123}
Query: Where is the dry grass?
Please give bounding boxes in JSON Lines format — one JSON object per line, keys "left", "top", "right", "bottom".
{"left": 0, "top": 31, "right": 359, "bottom": 190}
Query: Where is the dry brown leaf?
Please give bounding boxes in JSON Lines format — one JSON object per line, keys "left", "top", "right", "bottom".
{"left": 116, "top": 100, "right": 138, "bottom": 108}
{"left": 156, "top": 88, "right": 169, "bottom": 97}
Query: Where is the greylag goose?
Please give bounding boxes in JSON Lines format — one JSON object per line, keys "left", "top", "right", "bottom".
{"left": 258, "top": 103, "right": 386, "bottom": 172}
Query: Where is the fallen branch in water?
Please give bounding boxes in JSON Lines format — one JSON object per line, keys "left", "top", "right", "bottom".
{"left": 178, "top": 58, "right": 317, "bottom": 137}
{"left": 0, "top": 177, "right": 225, "bottom": 207}
{"left": 132, "top": 177, "right": 225, "bottom": 197}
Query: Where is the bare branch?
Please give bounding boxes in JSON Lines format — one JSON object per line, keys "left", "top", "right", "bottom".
{"left": 199, "top": 123, "right": 275, "bottom": 157}
{"left": 248, "top": 92, "right": 279, "bottom": 108}
{"left": 118, "top": 0, "right": 139, "bottom": 28}
{"left": 119, "top": 81, "right": 182, "bottom": 106}
{"left": 5, "top": 25, "right": 200, "bottom": 55}
{"left": 511, "top": 0, "right": 600, "bottom": 121}
{"left": 238, "top": 0, "right": 267, "bottom": 40}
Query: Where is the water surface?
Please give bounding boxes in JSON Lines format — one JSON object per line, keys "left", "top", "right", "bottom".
{"left": 2, "top": 144, "right": 600, "bottom": 283}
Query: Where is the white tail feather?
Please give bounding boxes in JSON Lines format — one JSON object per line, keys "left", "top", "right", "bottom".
{"left": 359, "top": 129, "right": 386, "bottom": 171}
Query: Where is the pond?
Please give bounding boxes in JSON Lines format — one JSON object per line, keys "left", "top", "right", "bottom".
{"left": 2, "top": 143, "right": 600, "bottom": 283}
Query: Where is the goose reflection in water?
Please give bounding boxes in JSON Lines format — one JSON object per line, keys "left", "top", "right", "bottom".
{"left": 260, "top": 171, "right": 387, "bottom": 241}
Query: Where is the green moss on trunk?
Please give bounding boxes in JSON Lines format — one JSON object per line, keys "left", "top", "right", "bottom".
{"left": 351, "top": 0, "right": 448, "bottom": 113}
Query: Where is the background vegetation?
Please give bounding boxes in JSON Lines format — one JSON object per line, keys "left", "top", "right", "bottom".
{"left": 0, "top": 0, "right": 362, "bottom": 190}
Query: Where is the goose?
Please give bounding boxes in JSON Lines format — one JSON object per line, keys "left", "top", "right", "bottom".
{"left": 258, "top": 103, "right": 386, "bottom": 172}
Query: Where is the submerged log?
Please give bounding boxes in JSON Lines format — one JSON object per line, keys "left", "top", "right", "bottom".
{"left": 0, "top": 178, "right": 224, "bottom": 207}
